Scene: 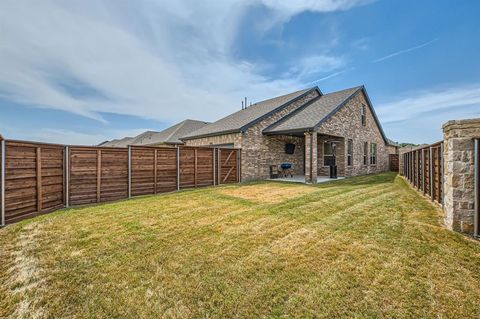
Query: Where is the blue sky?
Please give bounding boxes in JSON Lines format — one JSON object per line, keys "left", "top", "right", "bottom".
{"left": 0, "top": 0, "right": 479, "bottom": 144}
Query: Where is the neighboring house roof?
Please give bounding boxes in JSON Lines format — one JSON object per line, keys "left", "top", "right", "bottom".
{"left": 100, "top": 136, "right": 135, "bottom": 147}
{"left": 386, "top": 138, "right": 400, "bottom": 147}
{"left": 263, "top": 85, "right": 389, "bottom": 144}
{"left": 100, "top": 119, "right": 209, "bottom": 147}
{"left": 131, "top": 119, "right": 210, "bottom": 145}
{"left": 182, "top": 87, "right": 321, "bottom": 140}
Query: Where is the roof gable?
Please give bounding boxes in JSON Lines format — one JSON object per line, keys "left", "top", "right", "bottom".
{"left": 182, "top": 87, "right": 321, "bottom": 139}
{"left": 263, "top": 86, "right": 389, "bottom": 144}
{"left": 263, "top": 86, "right": 361, "bottom": 134}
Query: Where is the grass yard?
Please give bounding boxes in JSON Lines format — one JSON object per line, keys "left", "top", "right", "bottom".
{"left": 1, "top": 172, "right": 480, "bottom": 318}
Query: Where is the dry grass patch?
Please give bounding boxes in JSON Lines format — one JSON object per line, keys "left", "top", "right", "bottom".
{"left": 217, "top": 182, "right": 317, "bottom": 203}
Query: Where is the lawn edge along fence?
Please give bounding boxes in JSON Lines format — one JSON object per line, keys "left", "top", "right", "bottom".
{"left": 400, "top": 117, "right": 480, "bottom": 236}
{"left": 401, "top": 141, "right": 444, "bottom": 206}
{"left": 0, "top": 135, "right": 241, "bottom": 226}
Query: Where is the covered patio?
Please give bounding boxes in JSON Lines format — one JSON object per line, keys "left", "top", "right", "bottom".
{"left": 264, "top": 130, "right": 346, "bottom": 184}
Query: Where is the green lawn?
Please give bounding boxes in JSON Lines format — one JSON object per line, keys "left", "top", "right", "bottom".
{"left": 1, "top": 173, "right": 480, "bottom": 318}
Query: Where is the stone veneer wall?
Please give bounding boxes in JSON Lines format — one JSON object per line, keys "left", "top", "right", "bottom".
{"left": 317, "top": 91, "right": 389, "bottom": 177}
{"left": 443, "top": 118, "right": 480, "bottom": 234}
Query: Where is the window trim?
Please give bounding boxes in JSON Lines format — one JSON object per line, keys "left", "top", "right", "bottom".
{"left": 361, "top": 104, "right": 366, "bottom": 126}
{"left": 363, "top": 142, "right": 368, "bottom": 165}
{"left": 370, "top": 142, "right": 377, "bottom": 165}
{"left": 323, "top": 141, "right": 335, "bottom": 167}
{"left": 347, "top": 139, "right": 353, "bottom": 166}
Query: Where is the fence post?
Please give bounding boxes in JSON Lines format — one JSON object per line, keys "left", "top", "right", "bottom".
{"left": 237, "top": 149, "right": 241, "bottom": 183}
{"left": 474, "top": 138, "right": 479, "bottom": 238}
{"left": 176, "top": 147, "right": 180, "bottom": 190}
{"left": 194, "top": 149, "right": 198, "bottom": 188}
{"left": 128, "top": 146, "right": 132, "bottom": 198}
{"left": 212, "top": 148, "right": 216, "bottom": 186}
{"left": 1, "top": 137, "right": 5, "bottom": 227}
{"left": 415, "top": 150, "right": 420, "bottom": 189}
{"left": 217, "top": 148, "right": 221, "bottom": 185}
{"left": 422, "top": 148, "right": 426, "bottom": 194}
{"left": 428, "top": 146, "right": 435, "bottom": 201}
{"left": 36, "top": 147, "right": 42, "bottom": 213}
{"left": 96, "top": 149, "right": 101, "bottom": 203}
{"left": 417, "top": 150, "right": 420, "bottom": 189}
{"left": 65, "top": 146, "right": 70, "bottom": 208}
{"left": 154, "top": 149, "right": 157, "bottom": 194}
{"left": 440, "top": 142, "right": 444, "bottom": 206}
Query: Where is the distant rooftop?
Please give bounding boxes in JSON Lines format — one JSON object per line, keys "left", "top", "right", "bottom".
{"left": 100, "top": 119, "right": 209, "bottom": 147}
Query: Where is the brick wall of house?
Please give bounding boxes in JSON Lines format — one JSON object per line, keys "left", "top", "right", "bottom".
{"left": 184, "top": 90, "right": 319, "bottom": 181}
{"left": 184, "top": 133, "right": 242, "bottom": 148}
{"left": 240, "top": 91, "right": 320, "bottom": 180}
{"left": 316, "top": 91, "right": 389, "bottom": 177}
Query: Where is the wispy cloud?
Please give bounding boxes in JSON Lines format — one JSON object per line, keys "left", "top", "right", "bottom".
{"left": 373, "top": 38, "right": 438, "bottom": 63}
{"left": 377, "top": 83, "right": 480, "bottom": 143}
{"left": 377, "top": 83, "right": 480, "bottom": 124}
{"left": 0, "top": 0, "right": 370, "bottom": 126}
{"left": 302, "top": 68, "right": 353, "bottom": 86}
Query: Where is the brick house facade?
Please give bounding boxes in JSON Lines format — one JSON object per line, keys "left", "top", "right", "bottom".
{"left": 183, "top": 86, "right": 395, "bottom": 182}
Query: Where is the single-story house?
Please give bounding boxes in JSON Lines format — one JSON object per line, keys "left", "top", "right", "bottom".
{"left": 182, "top": 85, "right": 398, "bottom": 183}
{"left": 99, "top": 119, "right": 210, "bottom": 147}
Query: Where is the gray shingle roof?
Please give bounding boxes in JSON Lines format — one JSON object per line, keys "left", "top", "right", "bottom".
{"left": 182, "top": 87, "right": 319, "bottom": 139}
{"left": 99, "top": 136, "right": 135, "bottom": 147}
{"left": 100, "top": 119, "right": 209, "bottom": 147}
{"left": 132, "top": 119, "right": 210, "bottom": 145}
{"left": 263, "top": 86, "right": 362, "bottom": 134}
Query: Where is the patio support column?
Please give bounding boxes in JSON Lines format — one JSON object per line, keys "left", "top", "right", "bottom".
{"left": 304, "top": 131, "right": 318, "bottom": 184}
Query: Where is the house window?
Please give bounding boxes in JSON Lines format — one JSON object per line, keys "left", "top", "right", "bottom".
{"left": 370, "top": 143, "right": 377, "bottom": 165}
{"left": 323, "top": 142, "right": 335, "bottom": 166}
{"left": 361, "top": 105, "right": 366, "bottom": 126}
{"left": 363, "top": 142, "right": 368, "bottom": 165}
{"left": 347, "top": 139, "right": 353, "bottom": 166}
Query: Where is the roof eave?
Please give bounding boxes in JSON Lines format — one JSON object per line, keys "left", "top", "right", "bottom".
{"left": 180, "top": 129, "right": 241, "bottom": 141}
{"left": 263, "top": 127, "right": 315, "bottom": 135}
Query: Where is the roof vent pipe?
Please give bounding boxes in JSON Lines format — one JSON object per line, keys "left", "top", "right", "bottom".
{"left": 245, "top": 97, "right": 247, "bottom": 109}
{"left": 241, "top": 100, "right": 244, "bottom": 110}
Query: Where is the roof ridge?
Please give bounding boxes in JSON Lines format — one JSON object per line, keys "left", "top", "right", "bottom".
{"left": 249, "top": 86, "right": 319, "bottom": 107}
{"left": 164, "top": 120, "right": 187, "bottom": 142}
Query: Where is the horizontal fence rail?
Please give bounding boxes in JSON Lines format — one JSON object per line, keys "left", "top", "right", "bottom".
{"left": 401, "top": 142, "right": 443, "bottom": 205}
{"left": 0, "top": 137, "right": 241, "bottom": 225}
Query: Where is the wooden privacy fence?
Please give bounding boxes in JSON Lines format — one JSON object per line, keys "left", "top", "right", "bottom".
{"left": 0, "top": 137, "right": 241, "bottom": 225}
{"left": 389, "top": 154, "right": 399, "bottom": 172}
{"left": 401, "top": 141, "right": 443, "bottom": 205}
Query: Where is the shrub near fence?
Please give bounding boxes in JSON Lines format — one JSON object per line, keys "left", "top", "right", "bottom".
{"left": 0, "top": 136, "right": 241, "bottom": 225}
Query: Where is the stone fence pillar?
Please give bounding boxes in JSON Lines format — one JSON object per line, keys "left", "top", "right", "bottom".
{"left": 443, "top": 118, "right": 480, "bottom": 234}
